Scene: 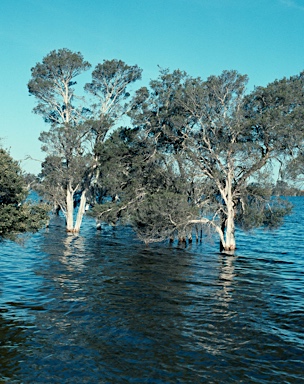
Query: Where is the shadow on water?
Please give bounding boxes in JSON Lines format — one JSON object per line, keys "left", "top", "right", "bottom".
{"left": 0, "top": 198, "right": 303, "bottom": 383}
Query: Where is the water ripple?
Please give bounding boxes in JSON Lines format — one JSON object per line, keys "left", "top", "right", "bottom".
{"left": 0, "top": 198, "right": 303, "bottom": 383}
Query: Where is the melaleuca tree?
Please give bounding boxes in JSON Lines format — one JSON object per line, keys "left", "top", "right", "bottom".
{"left": 29, "top": 52, "right": 143, "bottom": 233}
{"left": 84, "top": 59, "right": 142, "bottom": 207}
{"left": 127, "top": 69, "right": 303, "bottom": 252}
{"left": 177, "top": 70, "right": 293, "bottom": 251}
{"left": 28, "top": 48, "right": 91, "bottom": 232}
{"left": 0, "top": 148, "right": 49, "bottom": 241}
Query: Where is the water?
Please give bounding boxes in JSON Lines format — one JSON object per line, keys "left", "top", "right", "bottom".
{"left": 0, "top": 197, "right": 303, "bottom": 383}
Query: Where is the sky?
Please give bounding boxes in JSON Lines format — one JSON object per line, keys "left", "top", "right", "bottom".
{"left": 1, "top": 0, "right": 304, "bottom": 174}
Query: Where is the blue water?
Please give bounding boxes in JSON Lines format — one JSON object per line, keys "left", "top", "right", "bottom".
{"left": 0, "top": 197, "right": 303, "bottom": 383}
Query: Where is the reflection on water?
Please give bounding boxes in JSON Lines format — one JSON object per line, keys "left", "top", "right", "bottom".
{"left": 0, "top": 198, "right": 303, "bottom": 383}
{"left": 217, "top": 254, "right": 236, "bottom": 306}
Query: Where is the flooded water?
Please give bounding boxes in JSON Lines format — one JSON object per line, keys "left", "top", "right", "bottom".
{"left": 0, "top": 197, "right": 303, "bottom": 383}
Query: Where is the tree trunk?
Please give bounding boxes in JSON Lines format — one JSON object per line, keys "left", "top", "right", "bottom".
{"left": 219, "top": 217, "right": 226, "bottom": 252}
{"left": 224, "top": 200, "right": 236, "bottom": 251}
{"left": 74, "top": 190, "right": 86, "bottom": 233}
{"left": 220, "top": 167, "right": 236, "bottom": 252}
{"left": 66, "top": 184, "right": 74, "bottom": 232}
{"left": 219, "top": 226, "right": 236, "bottom": 253}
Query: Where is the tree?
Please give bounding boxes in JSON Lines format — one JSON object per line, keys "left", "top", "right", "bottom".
{"left": 28, "top": 48, "right": 92, "bottom": 232}
{"left": 29, "top": 51, "right": 142, "bottom": 233}
{"left": 125, "top": 69, "right": 302, "bottom": 251}
{"left": 176, "top": 70, "right": 290, "bottom": 251}
{"left": 0, "top": 148, "right": 49, "bottom": 241}
{"left": 83, "top": 59, "right": 142, "bottom": 210}
{"left": 248, "top": 71, "right": 304, "bottom": 194}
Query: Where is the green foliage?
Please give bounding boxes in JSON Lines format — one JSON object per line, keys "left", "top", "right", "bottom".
{"left": 0, "top": 149, "right": 26, "bottom": 204}
{"left": 128, "top": 68, "right": 189, "bottom": 153}
{"left": 89, "top": 128, "right": 202, "bottom": 243}
{"left": 28, "top": 48, "right": 91, "bottom": 126}
{"left": 130, "top": 191, "right": 198, "bottom": 243}
{"left": 282, "top": 152, "right": 304, "bottom": 192}
{"left": 243, "top": 73, "right": 304, "bottom": 157}
{"left": 85, "top": 59, "right": 142, "bottom": 105}
{"left": 0, "top": 149, "right": 49, "bottom": 241}
{"left": 84, "top": 59, "right": 142, "bottom": 145}
{"left": 235, "top": 183, "right": 292, "bottom": 231}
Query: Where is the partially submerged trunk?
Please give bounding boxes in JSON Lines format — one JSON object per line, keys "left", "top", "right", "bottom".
{"left": 66, "top": 184, "right": 75, "bottom": 232}
{"left": 190, "top": 217, "right": 236, "bottom": 253}
{"left": 219, "top": 224, "right": 236, "bottom": 253}
{"left": 220, "top": 203, "right": 236, "bottom": 252}
{"left": 74, "top": 190, "right": 87, "bottom": 233}
{"left": 65, "top": 183, "right": 86, "bottom": 233}
{"left": 220, "top": 165, "right": 236, "bottom": 253}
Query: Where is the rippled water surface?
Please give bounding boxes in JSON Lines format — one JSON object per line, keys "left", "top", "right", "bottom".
{"left": 0, "top": 197, "right": 303, "bottom": 383}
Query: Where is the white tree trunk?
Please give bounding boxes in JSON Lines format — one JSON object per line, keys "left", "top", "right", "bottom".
{"left": 66, "top": 184, "right": 74, "bottom": 232}
{"left": 224, "top": 204, "right": 236, "bottom": 251}
{"left": 222, "top": 167, "right": 236, "bottom": 252}
{"left": 74, "top": 190, "right": 86, "bottom": 233}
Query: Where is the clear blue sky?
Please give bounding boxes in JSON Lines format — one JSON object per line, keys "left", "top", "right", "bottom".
{"left": 1, "top": 0, "right": 304, "bottom": 174}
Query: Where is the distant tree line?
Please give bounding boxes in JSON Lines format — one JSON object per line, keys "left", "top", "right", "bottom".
{"left": 3, "top": 48, "right": 304, "bottom": 250}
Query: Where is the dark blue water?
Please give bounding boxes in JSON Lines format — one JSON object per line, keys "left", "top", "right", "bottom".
{"left": 0, "top": 197, "right": 303, "bottom": 383}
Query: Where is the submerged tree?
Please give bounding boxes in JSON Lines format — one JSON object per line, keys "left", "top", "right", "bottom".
{"left": 28, "top": 48, "right": 91, "bottom": 232}
{"left": 178, "top": 70, "right": 298, "bottom": 250}
{"left": 29, "top": 50, "right": 142, "bottom": 233}
{"left": 0, "top": 149, "right": 49, "bottom": 241}
{"left": 123, "top": 69, "right": 302, "bottom": 251}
